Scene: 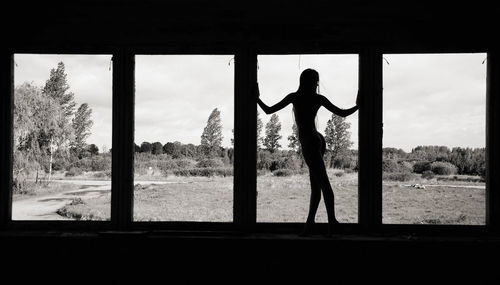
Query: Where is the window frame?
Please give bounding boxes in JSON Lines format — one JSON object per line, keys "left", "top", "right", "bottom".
{"left": 377, "top": 49, "right": 494, "bottom": 236}
{"left": 1, "top": 45, "right": 498, "bottom": 237}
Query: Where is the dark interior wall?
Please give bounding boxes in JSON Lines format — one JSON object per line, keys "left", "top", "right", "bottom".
{"left": 3, "top": 0, "right": 497, "bottom": 52}
{"left": 2, "top": 0, "right": 500, "bottom": 279}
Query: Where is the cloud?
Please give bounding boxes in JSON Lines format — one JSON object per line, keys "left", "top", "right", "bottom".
{"left": 14, "top": 53, "right": 485, "bottom": 153}
{"left": 383, "top": 53, "right": 486, "bottom": 151}
{"left": 258, "top": 55, "right": 359, "bottom": 149}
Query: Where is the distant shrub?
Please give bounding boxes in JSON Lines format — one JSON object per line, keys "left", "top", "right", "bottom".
{"left": 334, "top": 171, "right": 344, "bottom": 177}
{"left": 257, "top": 169, "right": 268, "bottom": 176}
{"left": 399, "top": 161, "right": 414, "bottom": 173}
{"left": 13, "top": 172, "right": 36, "bottom": 195}
{"left": 382, "top": 159, "right": 400, "bottom": 173}
{"left": 430, "top": 161, "right": 457, "bottom": 175}
{"left": 383, "top": 171, "right": 415, "bottom": 182}
{"left": 272, "top": 169, "right": 294, "bottom": 177}
{"left": 421, "top": 170, "right": 435, "bottom": 180}
{"left": 413, "top": 161, "right": 431, "bottom": 174}
{"left": 196, "top": 159, "right": 224, "bottom": 168}
{"left": 93, "top": 172, "right": 107, "bottom": 179}
{"left": 90, "top": 156, "right": 111, "bottom": 172}
{"left": 257, "top": 151, "right": 273, "bottom": 170}
{"left": 65, "top": 167, "right": 83, "bottom": 177}
{"left": 156, "top": 160, "right": 178, "bottom": 173}
{"left": 173, "top": 167, "right": 232, "bottom": 177}
{"left": 176, "top": 159, "right": 195, "bottom": 169}
{"left": 51, "top": 159, "right": 68, "bottom": 171}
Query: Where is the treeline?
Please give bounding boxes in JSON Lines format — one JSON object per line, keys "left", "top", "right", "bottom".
{"left": 382, "top": 146, "right": 486, "bottom": 181}
{"left": 133, "top": 142, "right": 358, "bottom": 178}
{"left": 132, "top": 109, "right": 357, "bottom": 177}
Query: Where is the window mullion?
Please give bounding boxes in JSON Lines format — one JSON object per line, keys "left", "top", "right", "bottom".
{"left": 0, "top": 53, "right": 13, "bottom": 229}
{"left": 111, "top": 50, "right": 135, "bottom": 229}
{"left": 358, "top": 50, "right": 383, "bottom": 229}
{"left": 486, "top": 52, "right": 500, "bottom": 231}
{"left": 233, "top": 48, "right": 258, "bottom": 231}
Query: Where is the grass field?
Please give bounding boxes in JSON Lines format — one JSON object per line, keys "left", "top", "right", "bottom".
{"left": 19, "top": 170, "right": 486, "bottom": 225}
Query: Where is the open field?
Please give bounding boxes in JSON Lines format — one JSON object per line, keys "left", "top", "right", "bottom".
{"left": 12, "top": 170, "right": 485, "bottom": 225}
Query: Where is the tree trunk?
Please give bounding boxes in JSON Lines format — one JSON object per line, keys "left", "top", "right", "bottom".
{"left": 48, "top": 137, "right": 53, "bottom": 182}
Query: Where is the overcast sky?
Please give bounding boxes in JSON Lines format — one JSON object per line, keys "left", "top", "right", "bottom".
{"left": 14, "top": 53, "right": 486, "bottom": 152}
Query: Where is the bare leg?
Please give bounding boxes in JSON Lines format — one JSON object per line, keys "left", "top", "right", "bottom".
{"left": 300, "top": 171, "right": 321, "bottom": 236}
{"left": 306, "top": 154, "right": 339, "bottom": 235}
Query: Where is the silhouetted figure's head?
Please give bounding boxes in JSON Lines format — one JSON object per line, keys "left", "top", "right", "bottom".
{"left": 298, "top": 69, "right": 319, "bottom": 93}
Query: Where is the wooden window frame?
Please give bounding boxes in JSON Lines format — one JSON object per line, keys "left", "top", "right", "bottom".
{"left": 1, "top": 46, "right": 498, "bottom": 237}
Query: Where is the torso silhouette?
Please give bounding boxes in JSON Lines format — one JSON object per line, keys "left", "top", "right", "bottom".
{"left": 290, "top": 92, "right": 325, "bottom": 152}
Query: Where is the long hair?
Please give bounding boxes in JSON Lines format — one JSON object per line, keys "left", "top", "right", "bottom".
{"left": 294, "top": 69, "right": 320, "bottom": 132}
{"left": 298, "top": 68, "right": 319, "bottom": 93}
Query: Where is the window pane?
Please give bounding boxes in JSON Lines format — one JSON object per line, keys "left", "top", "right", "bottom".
{"left": 256, "top": 55, "right": 359, "bottom": 224}
{"left": 134, "top": 55, "right": 234, "bottom": 222}
{"left": 382, "top": 53, "right": 486, "bottom": 225}
{"left": 12, "top": 54, "right": 112, "bottom": 221}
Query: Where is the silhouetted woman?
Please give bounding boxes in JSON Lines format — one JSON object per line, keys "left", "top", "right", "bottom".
{"left": 256, "top": 69, "right": 359, "bottom": 236}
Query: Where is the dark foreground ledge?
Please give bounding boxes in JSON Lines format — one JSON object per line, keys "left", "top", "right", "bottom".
{"left": 1, "top": 230, "right": 499, "bottom": 282}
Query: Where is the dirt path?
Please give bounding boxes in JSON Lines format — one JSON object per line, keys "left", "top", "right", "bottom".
{"left": 12, "top": 180, "right": 180, "bottom": 220}
{"left": 12, "top": 181, "right": 111, "bottom": 220}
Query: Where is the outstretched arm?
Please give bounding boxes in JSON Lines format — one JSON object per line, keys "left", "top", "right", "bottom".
{"left": 320, "top": 95, "right": 359, "bottom": 117}
{"left": 256, "top": 83, "right": 294, "bottom": 114}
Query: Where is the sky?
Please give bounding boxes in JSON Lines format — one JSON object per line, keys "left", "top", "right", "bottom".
{"left": 14, "top": 53, "right": 486, "bottom": 153}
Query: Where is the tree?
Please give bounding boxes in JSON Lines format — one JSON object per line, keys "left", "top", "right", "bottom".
{"left": 42, "top": 62, "right": 76, "bottom": 118}
{"left": 151, "top": 142, "right": 164, "bottom": 155}
{"left": 42, "top": 62, "right": 78, "bottom": 180}
{"left": 14, "top": 82, "right": 61, "bottom": 183}
{"left": 324, "top": 114, "right": 353, "bottom": 158}
{"left": 263, "top": 114, "right": 282, "bottom": 153}
{"left": 200, "top": 108, "right": 223, "bottom": 157}
{"left": 163, "top": 142, "right": 182, "bottom": 158}
{"left": 72, "top": 103, "right": 93, "bottom": 157}
{"left": 87, "top": 144, "right": 99, "bottom": 156}
{"left": 287, "top": 122, "right": 301, "bottom": 153}
{"left": 257, "top": 111, "right": 263, "bottom": 149}
{"left": 140, "top": 142, "right": 152, "bottom": 153}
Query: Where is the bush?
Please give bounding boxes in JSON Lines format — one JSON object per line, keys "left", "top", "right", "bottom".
{"left": 51, "top": 159, "right": 68, "bottom": 171}
{"left": 176, "top": 159, "right": 196, "bottom": 169}
{"left": 93, "top": 172, "right": 107, "bottom": 179}
{"left": 196, "top": 159, "right": 224, "bottom": 168}
{"left": 382, "top": 159, "right": 400, "bottom": 173}
{"left": 173, "top": 167, "right": 232, "bottom": 177}
{"left": 90, "top": 156, "right": 111, "bottom": 172}
{"left": 156, "top": 160, "right": 179, "bottom": 173}
{"left": 257, "top": 151, "right": 273, "bottom": 170}
{"left": 430, "top": 161, "right": 457, "bottom": 175}
{"left": 413, "top": 161, "right": 431, "bottom": 174}
{"left": 65, "top": 167, "right": 84, "bottom": 177}
{"left": 13, "top": 172, "right": 36, "bottom": 195}
{"left": 334, "top": 171, "right": 344, "bottom": 177}
{"left": 421, "top": 170, "right": 435, "bottom": 180}
{"left": 399, "top": 161, "right": 414, "bottom": 173}
{"left": 383, "top": 171, "right": 415, "bottom": 182}
{"left": 272, "top": 169, "right": 294, "bottom": 177}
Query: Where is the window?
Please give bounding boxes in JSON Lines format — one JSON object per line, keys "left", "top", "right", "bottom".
{"left": 12, "top": 54, "right": 112, "bottom": 221}
{"left": 256, "top": 54, "right": 359, "bottom": 223}
{"left": 2, "top": 49, "right": 496, "bottom": 235}
{"left": 382, "top": 53, "right": 486, "bottom": 225}
{"left": 133, "top": 55, "right": 234, "bottom": 222}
